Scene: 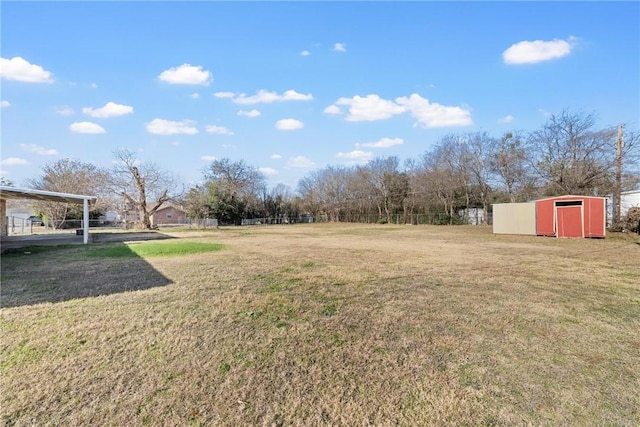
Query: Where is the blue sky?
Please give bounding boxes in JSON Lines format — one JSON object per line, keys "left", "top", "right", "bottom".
{"left": 2, "top": 1, "right": 639, "bottom": 191}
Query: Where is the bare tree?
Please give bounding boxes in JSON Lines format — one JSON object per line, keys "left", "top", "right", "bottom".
{"left": 382, "top": 170, "right": 410, "bottom": 221}
{"left": 420, "top": 135, "right": 477, "bottom": 223}
{"left": 297, "top": 173, "right": 323, "bottom": 218}
{"left": 619, "top": 128, "right": 640, "bottom": 190}
{"left": 297, "top": 166, "right": 351, "bottom": 222}
{"left": 490, "top": 132, "right": 536, "bottom": 202}
{"left": 291, "top": 109, "right": 639, "bottom": 226}
{"left": 419, "top": 144, "right": 461, "bottom": 224}
{"left": 27, "top": 158, "right": 107, "bottom": 228}
{"left": 465, "top": 132, "right": 494, "bottom": 224}
{"left": 109, "top": 149, "right": 180, "bottom": 229}
{"left": 357, "top": 156, "right": 405, "bottom": 221}
{"left": 528, "top": 110, "right": 618, "bottom": 196}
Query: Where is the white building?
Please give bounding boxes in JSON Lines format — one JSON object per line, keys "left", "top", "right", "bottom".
{"left": 458, "top": 208, "right": 485, "bottom": 225}
{"left": 606, "top": 189, "right": 640, "bottom": 224}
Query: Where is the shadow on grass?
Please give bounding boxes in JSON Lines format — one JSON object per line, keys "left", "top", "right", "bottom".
{"left": 0, "top": 231, "right": 176, "bottom": 254}
{"left": 1, "top": 240, "right": 175, "bottom": 308}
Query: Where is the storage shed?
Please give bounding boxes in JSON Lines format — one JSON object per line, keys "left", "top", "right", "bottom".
{"left": 493, "top": 195, "right": 607, "bottom": 238}
{"left": 536, "top": 195, "right": 606, "bottom": 238}
{"left": 492, "top": 203, "right": 536, "bottom": 235}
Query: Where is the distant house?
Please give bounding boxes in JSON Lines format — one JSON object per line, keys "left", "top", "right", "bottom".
{"left": 4, "top": 206, "right": 38, "bottom": 234}
{"left": 121, "top": 207, "right": 140, "bottom": 225}
{"left": 6, "top": 206, "right": 37, "bottom": 223}
{"left": 150, "top": 204, "right": 188, "bottom": 226}
{"left": 458, "top": 208, "right": 485, "bottom": 225}
{"left": 98, "top": 211, "right": 119, "bottom": 224}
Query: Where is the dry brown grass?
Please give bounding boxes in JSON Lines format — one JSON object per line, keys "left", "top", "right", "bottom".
{"left": 2, "top": 224, "right": 639, "bottom": 426}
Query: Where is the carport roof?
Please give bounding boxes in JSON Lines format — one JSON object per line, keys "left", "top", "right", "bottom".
{"left": 0, "top": 186, "right": 96, "bottom": 205}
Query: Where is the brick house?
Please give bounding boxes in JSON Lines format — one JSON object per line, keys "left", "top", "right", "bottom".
{"left": 150, "top": 204, "right": 188, "bottom": 226}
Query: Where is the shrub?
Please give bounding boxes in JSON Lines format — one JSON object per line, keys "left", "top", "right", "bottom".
{"left": 623, "top": 207, "right": 640, "bottom": 233}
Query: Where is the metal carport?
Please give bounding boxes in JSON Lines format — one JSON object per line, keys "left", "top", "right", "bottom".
{"left": 0, "top": 186, "right": 96, "bottom": 244}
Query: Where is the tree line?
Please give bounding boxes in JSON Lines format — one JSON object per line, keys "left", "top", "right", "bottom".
{"left": 8, "top": 110, "right": 639, "bottom": 229}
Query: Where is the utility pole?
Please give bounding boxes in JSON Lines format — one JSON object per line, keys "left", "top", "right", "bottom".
{"left": 615, "top": 124, "right": 623, "bottom": 223}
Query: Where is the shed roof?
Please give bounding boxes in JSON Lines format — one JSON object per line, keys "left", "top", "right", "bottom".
{"left": 534, "top": 195, "right": 607, "bottom": 202}
{"left": 0, "top": 186, "right": 96, "bottom": 205}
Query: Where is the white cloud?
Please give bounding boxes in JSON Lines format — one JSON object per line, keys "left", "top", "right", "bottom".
{"left": 232, "top": 89, "right": 313, "bottom": 105}
{"left": 329, "top": 93, "right": 472, "bottom": 127}
{"left": 1, "top": 157, "right": 30, "bottom": 166}
{"left": 55, "top": 106, "right": 75, "bottom": 116}
{"left": 1, "top": 100, "right": 10, "bottom": 108}
{"left": 69, "top": 121, "right": 106, "bottom": 134}
{"left": 282, "top": 90, "right": 313, "bottom": 101}
{"left": 237, "top": 109, "right": 261, "bottom": 118}
{"left": 503, "top": 37, "right": 576, "bottom": 65}
{"left": 0, "top": 56, "right": 53, "bottom": 83}
{"left": 82, "top": 102, "right": 134, "bottom": 118}
{"left": 356, "top": 137, "right": 404, "bottom": 148}
{"left": 201, "top": 155, "right": 217, "bottom": 161}
{"left": 335, "top": 94, "right": 405, "bottom": 122}
{"left": 498, "top": 115, "right": 514, "bottom": 124}
{"left": 395, "top": 94, "right": 473, "bottom": 128}
{"left": 191, "top": 93, "right": 200, "bottom": 99}
{"left": 286, "top": 156, "right": 315, "bottom": 168}
{"left": 334, "top": 43, "right": 347, "bottom": 52}
{"left": 336, "top": 150, "right": 373, "bottom": 163}
{"left": 271, "top": 154, "right": 282, "bottom": 160}
{"left": 275, "top": 118, "right": 304, "bottom": 130}
{"left": 300, "top": 50, "right": 310, "bottom": 56}
{"left": 158, "top": 63, "right": 211, "bottom": 85}
{"left": 214, "top": 91, "right": 235, "bottom": 98}
{"left": 146, "top": 118, "right": 198, "bottom": 135}
{"left": 323, "top": 105, "right": 341, "bottom": 115}
{"left": 20, "top": 144, "right": 58, "bottom": 156}
{"left": 205, "top": 125, "right": 234, "bottom": 135}
{"left": 89, "top": 82, "right": 98, "bottom": 89}
{"left": 259, "top": 167, "right": 279, "bottom": 176}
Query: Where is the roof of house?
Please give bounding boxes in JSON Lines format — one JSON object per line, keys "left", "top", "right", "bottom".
{"left": 152, "top": 203, "right": 186, "bottom": 213}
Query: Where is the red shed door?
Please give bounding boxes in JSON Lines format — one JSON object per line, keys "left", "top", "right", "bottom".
{"left": 556, "top": 206, "right": 583, "bottom": 238}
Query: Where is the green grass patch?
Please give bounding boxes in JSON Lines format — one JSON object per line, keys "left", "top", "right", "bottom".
{"left": 320, "top": 303, "right": 337, "bottom": 316}
{"left": 0, "top": 339, "right": 47, "bottom": 370}
{"left": 89, "top": 242, "right": 224, "bottom": 258}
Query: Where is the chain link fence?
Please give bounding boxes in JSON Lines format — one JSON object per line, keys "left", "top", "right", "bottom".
{"left": 6, "top": 212, "right": 491, "bottom": 235}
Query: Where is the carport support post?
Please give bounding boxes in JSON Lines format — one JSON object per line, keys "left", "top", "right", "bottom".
{"left": 83, "top": 198, "right": 89, "bottom": 244}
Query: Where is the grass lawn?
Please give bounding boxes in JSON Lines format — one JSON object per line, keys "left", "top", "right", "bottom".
{"left": 1, "top": 224, "right": 639, "bottom": 426}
